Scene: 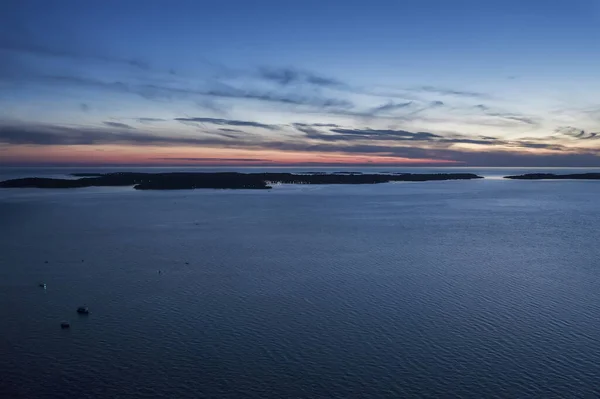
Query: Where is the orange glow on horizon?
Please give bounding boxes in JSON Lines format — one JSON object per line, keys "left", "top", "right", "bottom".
{"left": 0, "top": 145, "right": 461, "bottom": 166}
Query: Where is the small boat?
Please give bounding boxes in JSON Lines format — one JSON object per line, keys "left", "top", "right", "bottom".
{"left": 60, "top": 321, "right": 70, "bottom": 329}
{"left": 39, "top": 283, "right": 46, "bottom": 289}
{"left": 76, "top": 306, "right": 90, "bottom": 315}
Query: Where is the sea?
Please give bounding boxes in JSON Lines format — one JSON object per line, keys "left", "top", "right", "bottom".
{"left": 1, "top": 167, "right": 600, "bottom": 398}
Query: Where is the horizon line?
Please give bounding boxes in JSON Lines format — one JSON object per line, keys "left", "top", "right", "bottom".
{"left": 2, "top": 163, "right": 600, "bottom": 169}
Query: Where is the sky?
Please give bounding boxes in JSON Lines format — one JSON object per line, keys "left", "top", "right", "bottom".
{"left": 1, "top": 0, "right": 599, "bottom": 166}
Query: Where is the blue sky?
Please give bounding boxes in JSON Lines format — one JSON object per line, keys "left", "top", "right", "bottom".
{"left": 1, "top": 0, "right": 599, "bottom": 166}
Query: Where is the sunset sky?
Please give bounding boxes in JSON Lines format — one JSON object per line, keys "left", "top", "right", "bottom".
{"left": 1, "top": 0, "right": 599, "bottom": 166}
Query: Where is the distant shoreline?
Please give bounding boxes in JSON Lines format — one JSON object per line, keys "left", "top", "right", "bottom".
{"left": 3, "top": 172, "right": 600, "bottom": 190}
{"left": 0, "top": 172, "right": 483, "bottom": 190}
{"left": 504, "top": 173, "right": 600, "bottom": 180}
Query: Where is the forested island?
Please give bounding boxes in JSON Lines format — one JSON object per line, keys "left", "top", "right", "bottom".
{"left": 0, "top": 172, "right": 483, "bottom": 190}
{"left": 504, "top": 173, "right": 600, "bottom": 180}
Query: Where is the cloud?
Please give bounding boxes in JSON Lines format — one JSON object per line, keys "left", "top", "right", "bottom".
{"left": 0, "top": 39, "right": 152, "bottom": 71}
{"left": 137, "top": 118, "right": 167, "bottom": 124}
{"left": 323, "top": 101, "right": 445, "bottom": 120}
{"left": 252, "top": 139, "right": 600, "bottom": 167}
{"left": 0, "top": 124, "right": 228, "bottom": 146}
{"left": 293, "top": 123, "right": 340, "bottom": 128}
{"left": 0, "top": 125, "right": 68, "bottom": 146}
{"left": 329, "top": 128, "right": 441, "bottom": 141}
{"left": 2, "top": 122, "right": 599, "bottom": 166}
{"left": 103, "top": 121, "right": 135, "bottom": 129}
{"left": 43, "top": 76, "right": 354, "bottom": 108}
{"left": 556, "top": 126, "right": 599, "bottom": 140}
{"left": 202, "top": 86, "right": 353, "bottom": 108}
{"left": 412, "top": 86, "right": 490, "bottom": 99}
{"left": 292, "top": 123, "right": 325, "bottom": 138}
{"left": 2, "top": 68, "right": 354, "bottom": 110}
{"left": 40, "top": 74, "right": 354, "bottom": 108}
{"left": 510, "top": 142, "right": 567, "bottom": 151}
{"left": 443, "top": 137, "right": 501, "bottom": 145}
{"left": 46, "top": 75, "right": 132, "bottom": 92}
{"left": 219, "top": 128, "right": 244, "bottom": 133}
{"left": 153, "top": 157, "right": 272, "bottom": 162}
{"left": 556, "top": 126, "right": 584, "bottom": 137}
{"left": 195, "top": 98, "right": 228, "bottom": 114}
{"left": 258, "top": 67, "right": 343, "bottom": 87}
{"left": 174, "top": 117, "right": 277, "bottom": 130}
{"left": 372, "top": 100, "right": 445, "bottom": 120}
{"left": 487, "top": 113, "right": 537, "bottom": 125}
{"left": 301, "top": 126, "right": 501, "bottom": 146}
{"left": 213, "top": 129, "right": 253, "bottom": 139}
{"left": 473, "top": 104, "right": 538, "bottom": 125}
{"left": 370, "top": 101, "right": 413, "bottom": 114}
{"left": 1, "top": 41, "right": 353, "bottom": 109}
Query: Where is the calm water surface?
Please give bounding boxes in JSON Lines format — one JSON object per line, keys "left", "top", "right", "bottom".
{"left": 1, "top": 169, "right": 600, "bottom": 398}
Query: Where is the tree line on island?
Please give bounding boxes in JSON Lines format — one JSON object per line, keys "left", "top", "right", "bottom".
{"left": 0, "top": 172, "right": 598, "bottom": 190}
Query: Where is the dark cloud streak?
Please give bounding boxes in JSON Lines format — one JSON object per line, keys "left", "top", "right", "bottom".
{"left": 329, "top": 128, "right": 441, "bottom": 141}
{"left": 474, "top": 104, "right": 538, "bottom": 125}
{"left": 219, "top": 128, "right": 244, "bottom": 133}
{"left": 556, "top": 126, "right": 599, "bottom": 140}
{"left": 487, "top": 113, "right": 537, "bottom": 125}
{"left": 258, "top": 67, "right": 343, "bottom": 87}
{"left": 413, "top": 86, "right": 490, "bottom": 99}
{"left": 103, "top": 121, "right": 135, "bottom": 129}
{"left": 174, "top": 117, "right": 276, "bottom": 130}
{"left": 153, "top": 157, "right": 272, "bottom": 162}
{"left": 137, "top": 118, "right": 167, "bottom": 123}
{"left": 370, "top": 101, "right": 413, "bottom": 114}
{"left": 293, "top": 125, "right": 502, "bottom": 146}
{"left": 0, "top": 124, "right": 228, "bottom": 146}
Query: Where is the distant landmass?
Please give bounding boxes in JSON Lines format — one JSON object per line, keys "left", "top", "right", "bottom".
{"left": 504, "top": 173, "right": 600, "bottom": 180}
{"left": 0, "top": 172, "right": 483, "bottom": 190}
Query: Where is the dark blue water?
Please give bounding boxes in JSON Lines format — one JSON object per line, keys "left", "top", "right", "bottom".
{"left": 1, "top": 168, "right": 600, "bottom": 398}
